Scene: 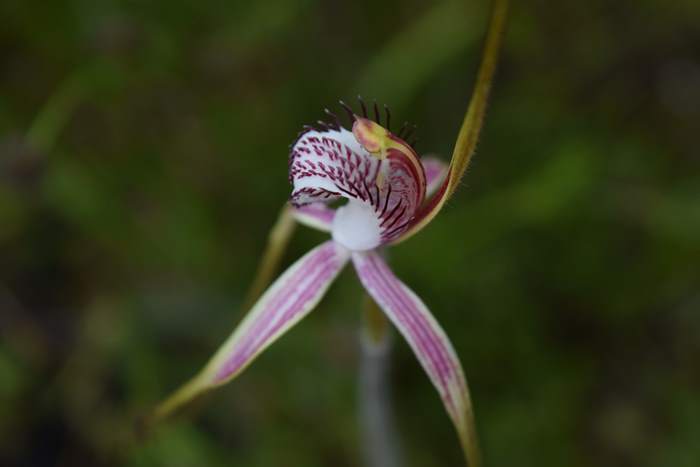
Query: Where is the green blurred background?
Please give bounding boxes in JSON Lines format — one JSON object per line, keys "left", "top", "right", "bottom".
{"left": 1, "top": 0, "right": 699, "bottom": 466}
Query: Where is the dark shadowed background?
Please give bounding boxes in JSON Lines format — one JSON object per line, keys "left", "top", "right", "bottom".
{"left": 1, "top": 0, "right": 699, "bottom": 466}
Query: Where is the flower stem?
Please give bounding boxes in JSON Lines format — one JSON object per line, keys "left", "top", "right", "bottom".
{"left": 359, "top": 295, "right": 403, "bottom": 467}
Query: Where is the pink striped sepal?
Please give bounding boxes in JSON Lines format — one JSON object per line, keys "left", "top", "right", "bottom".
{"left": 195, "top": 241, "right": 349, "bottom": 388}
{"left": 351, "top": 250, "right": 476, "bottom": 456}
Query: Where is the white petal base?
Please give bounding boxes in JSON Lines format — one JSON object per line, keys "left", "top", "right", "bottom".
{"left": 332, "top": 201, "right": 382, "bottom": 251}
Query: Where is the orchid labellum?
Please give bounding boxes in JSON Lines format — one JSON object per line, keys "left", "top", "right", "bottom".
{"left": 152, "top": 1, "right": 508, "bottom": 465}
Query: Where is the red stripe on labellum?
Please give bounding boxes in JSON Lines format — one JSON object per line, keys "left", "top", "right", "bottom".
{"left": 290, "top": 124, "right": 426, "bottom": 245}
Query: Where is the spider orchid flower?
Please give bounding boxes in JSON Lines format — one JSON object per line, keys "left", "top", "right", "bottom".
{"left": 152, "top": 1, "right": 508, "bottom": 464}
{"left": 152, "top": 111, "right": 476, "bottom": 453}
{"left": 166, "top": 106, "right": 475, "bottom": 441}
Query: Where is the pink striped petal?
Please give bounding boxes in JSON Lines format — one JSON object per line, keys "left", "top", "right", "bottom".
{"left": 291, "top": 202, "right": 335, "bottom": 232}
{"left": 421, "top": 156, "right": 448, "bottom": 198}
{"left": 352, "top": 251, "right": 476, "bottom": 458}
{"left": 191, "top": 241, "right": 349, "bottom": 389}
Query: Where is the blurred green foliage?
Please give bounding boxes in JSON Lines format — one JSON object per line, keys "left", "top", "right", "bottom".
{"left": 1, "top": 0, "right": 699, "bottom": 466}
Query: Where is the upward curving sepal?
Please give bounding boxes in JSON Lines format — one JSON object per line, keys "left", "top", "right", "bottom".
{"left": 152, "top": 241, "right": 350, "bottom": 422}
{"left": 352, "top": 251, "right": 480, "bottom": 467}
{"left": 392, "top": 0, "right": 509, "bottom": 245}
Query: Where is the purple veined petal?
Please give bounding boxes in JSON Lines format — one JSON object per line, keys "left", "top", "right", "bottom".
{"left": 208, "top": 241, "right": 349, "bottom": 383}
{"left": 352, "top": 251, "right": 478, "bottom": 464}
{"left": 291, "top": 202, "right": 335, "bottom": 232}
{"left": 421, "top": 156, "right": 449, "bottom": 198}
{"left": 153, "top": 241, "right": 350, "bottom": 420}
